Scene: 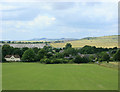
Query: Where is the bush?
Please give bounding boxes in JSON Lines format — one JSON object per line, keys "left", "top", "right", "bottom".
{"left": 74, "top": 55, "right": 90, "bottom": 64}
{"left": 39, "top": 58, "right": 73, "bottom": 64}
{"left": 40, "top": 58, "right": 51, "bottom": 64}
{"left": 74, "top": 55, "right": 83, "bottom": 64}
{"left": 68, "top": 60, "right": 74, "bottom": 64}
{"left": 52, "top": 59, "right": 63, "bottom": 64}
{"left": 98, "top": 58, "right": 102, "bottom": 62}
{"left": 101, "top": 53, "right": 110, "bottom": 61}
{"left": 89, "top": 55, "right": 95, "bottom": 62}
{"left": 82, "top": 57, "right": 90, "bottom": 63}
{"left": 62, "top": 59, "right": 69, "bottom": 64}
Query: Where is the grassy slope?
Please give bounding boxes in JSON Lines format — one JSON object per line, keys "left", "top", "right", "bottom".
{"left": 50, "top": 35, "right": 118, "bottom": 48}
{"left": 2, "top": 63, "right": 118, "bottom": 90}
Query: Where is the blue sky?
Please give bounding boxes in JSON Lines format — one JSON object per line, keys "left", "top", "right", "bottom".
{"left": 0, "top": 1, "right": 118, "bottom": 40}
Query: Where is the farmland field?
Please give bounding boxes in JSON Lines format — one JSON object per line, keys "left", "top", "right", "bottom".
{"left": 50, "top": 35, "right": 118, "bottom": 48}
{"left": 2, "top": 63, "right": 118, "bottom": 90}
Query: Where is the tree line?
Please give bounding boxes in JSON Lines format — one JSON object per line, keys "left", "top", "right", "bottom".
{"left": 1, "top": 43, "right": 120, "bottom": 63}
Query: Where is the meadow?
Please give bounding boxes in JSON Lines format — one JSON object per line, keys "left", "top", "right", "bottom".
{"left": 2, "top": 63, "right": 118, "bottom": 90}
{"left": 50, "top": 35, "right": 118, "bottom": 48}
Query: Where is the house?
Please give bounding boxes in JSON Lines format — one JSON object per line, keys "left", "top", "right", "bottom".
{"left": 59, "top": 50, "right": 64, "bottom": 53}
{"left": 5, "top": 55, "right": 20, "bottom": 61}
{"left": 64, "top": 54, "right": 75, "bottom": 59}
{"left": 78, "top": 53, "right": 97, "bottom": 58}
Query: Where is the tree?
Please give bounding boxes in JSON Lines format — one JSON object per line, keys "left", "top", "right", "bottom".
{"left": 113, "top": 49, "right": 120, "bottom": 61}
{"left": 12, "top": 48, "right": 23, "bottom": 57}
{"left": 89, "top": 55, "right": 95, "bottom": 62}
{"left": 2, "top": 44, "right": 13, "bottom": 57}
{"left": 64, "top": 48, "right": 77, "bottom": 56}
{"left": 65, "top": 43, "right": 72, "bottom": 49}
{"left": 21, "top": 49, "right": 35, "bottom": 62}
{"left": 101, "top": 52, "right": 110, "bottom": 62}
{"left": 82, "top": 57, "right": 89, "bottom": 63}
{"left": 74, "top": 55, "right": 83, "bottom": 64}
{"left": 46, "top": 53, "right": 53, "bottom": 58}
{"left": 79, "top": 45, "right": 96, "bottom": 54}
{"left": 21, "top": 47, "right": 29, "bottom": 52}
{"left": 37, "top": 49, "right": 47, "bottom": 61}
{"left": 54, "top": 53, "right": 64, "bottom": 58}
{"left": 32, "top": 47, "right": 39, "bottom": 54}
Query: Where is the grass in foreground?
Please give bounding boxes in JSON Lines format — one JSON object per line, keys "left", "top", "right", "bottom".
{"left": 2, "top": 63, "right": 118, "bottom": 90}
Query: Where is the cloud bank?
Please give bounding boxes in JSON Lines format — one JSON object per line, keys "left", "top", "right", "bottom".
{"left": 0, "top": 2, "right": 118, "bottom": 40}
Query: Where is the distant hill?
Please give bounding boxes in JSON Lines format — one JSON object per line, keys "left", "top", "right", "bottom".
{"left": 50, "top": 35, "right": 119, "bottom": 48}
{"left": 30, "top": 38, "right": 79, "bottom": 41}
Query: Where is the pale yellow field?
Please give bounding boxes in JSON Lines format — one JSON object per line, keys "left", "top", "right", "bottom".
{"left": 50, "top": 35, "right": 118, "bottom": 48}
{"left": 109, "top": 62, "right": 119, "bottom": 65}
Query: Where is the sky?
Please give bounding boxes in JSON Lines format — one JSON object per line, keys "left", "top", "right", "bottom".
{"left": 0, "top": 0, "right": 118, "bottom": 40}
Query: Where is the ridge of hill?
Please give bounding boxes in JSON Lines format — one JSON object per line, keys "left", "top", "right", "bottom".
{"left": 50, "top": 35, "right": 118, "bottom": 48}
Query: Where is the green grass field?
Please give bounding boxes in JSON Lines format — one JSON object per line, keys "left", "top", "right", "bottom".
{"left": 2, "top": 63, "right": 118, "bottom": 90}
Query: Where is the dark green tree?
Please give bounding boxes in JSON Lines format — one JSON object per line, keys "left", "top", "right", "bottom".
{"left": 65, "top": 43, "right": 72, "bottom": 49}
{"left": 12, "top": 48, "right": 23, "bottom": 57}
{"left": 54, "top": 53, "right": 64, "bottom": 58}
{"left": 101, "top": 52, "right": 110, "bottom": 62}
{"left": 37, "top": 49, "right": 47, "bottom": 60}
{"left": 21, "top": 49, "right": 35, "bottom": 62}
{"left": 64, "top": 48, "right": 77, "bottom": 56}
{"left": 21, "top": 47, "right": 29, "bottom": 52}
{"left": 89, "top": 55, "right": 95, "bottom": 62}
{"left": 32, "top": 47, "right": 40, "bottom": 54}
{"left": 74, "top": 55, "right": 83, "bottom": 64}
{"left": 113, "top": 49, "right": 120, "bottom": 61}
{"left": 2, "top": 44, "right": 13, "bottom": 57}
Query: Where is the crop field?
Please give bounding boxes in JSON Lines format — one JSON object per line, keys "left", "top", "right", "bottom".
{"left": 2, "top": 63, "right": 118, "bottom": 90}
{"left": 50, "top": 35, "right": 118, "bottom": 48}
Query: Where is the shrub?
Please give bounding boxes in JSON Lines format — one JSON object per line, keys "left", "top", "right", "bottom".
{"left": 101, "top": 53, "right": 110, "bottom": 61}
{"left": 52, "top": 59, "right": 63, "bottom": 64}
{"left": 74, "top": 55, "right": 83, "bottom": 64}
{"left": 62, "top": 59, "right": 69, "bottom": 64}
{"left": 40, "top": 58, "right": 51, "bottom": 64}
{"left": 82, "top": 57, "right": 90, "bottom": 63}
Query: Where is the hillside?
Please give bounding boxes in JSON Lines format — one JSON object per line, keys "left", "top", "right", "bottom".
{"left": 50, "top": 35, "right": 118, "bottom": 48}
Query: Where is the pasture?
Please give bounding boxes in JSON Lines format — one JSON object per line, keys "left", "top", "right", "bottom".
{"left": 2, "top": 63, "right": 118, "bottom": 90}
{"left": 50, "top": 35, "right": 118, "bottom": 48}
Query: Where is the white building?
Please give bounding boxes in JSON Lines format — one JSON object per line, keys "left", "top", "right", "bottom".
{"left": 5, "top": 55, "right": 20, "bottom": 61}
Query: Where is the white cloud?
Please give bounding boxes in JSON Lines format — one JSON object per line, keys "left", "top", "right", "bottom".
{"left": 27, "top": 15, "right": 56, "bottom": 27}
{"left": 0, "top": 4, "right": 18, "bottom": 10}
{"left": 0, "top": 0, "right": 118, "bottom": 2}
{"left": 2, "top": 15, "right": 56, "bottom": 32}
{"left": 1, "top": 2, "right": 118, "bottom": 40}
{"left": 51, "top": 17, "right": 56, "bottom": 21}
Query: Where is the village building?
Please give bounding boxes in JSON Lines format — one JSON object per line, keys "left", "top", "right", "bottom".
{"left": 59, "top": 50, "right": 64, "bottom": 53}
{"left": 78, "top": 53, "right": 97, "bottom": 58}
{"left": 5, "top": 55, "right": 21, "bottom": 61}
